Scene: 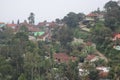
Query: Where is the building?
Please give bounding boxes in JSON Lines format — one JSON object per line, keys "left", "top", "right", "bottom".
{"left": 86, "top": 54, "right": 99, "bottom": 62}
{"left": 112, "top": 33, "right": 120, "bottom": 50}
{"left": 6, "top": 24, "right": 17, "bottom": 32}
{"left": 54, "top": 53, "right": 77, "bottom": 63}
{"left": 0, "top": 22, "right": 6, "bottom": 31}
{"left": 96, "top": 66, "right": 110, "bottom": 78}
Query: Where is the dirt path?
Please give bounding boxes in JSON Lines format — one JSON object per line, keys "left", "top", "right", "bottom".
{"left": 96, "top": 50, "right": 108, "bottom": 63}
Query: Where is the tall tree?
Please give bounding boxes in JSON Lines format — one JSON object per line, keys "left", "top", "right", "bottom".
{"left": 17, "top": 19, "right": 20, "bottom": 24}
{"left": 91, "top": 22, "right": 112, "bottom": 45}
{"left": 52, "top": 26, "right": 74, "bottom": 48}
{"left": 28, "top": 12, "right": 35, "bottom": 25}
{"left": 63, "top": 12, "right": 85, "bottom": 28}
{"left": 88, "top": 69, "right": 99, "bottom": 80}
{"left": 104, "top": 1, "right": 120, "bottom": 31}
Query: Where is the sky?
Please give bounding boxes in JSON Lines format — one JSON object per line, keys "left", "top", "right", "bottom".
{"left": 0, "top": 0, "right": 118, "bottom": 24}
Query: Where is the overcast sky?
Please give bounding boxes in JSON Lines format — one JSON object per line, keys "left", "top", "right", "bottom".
{"left": 0, "top": 0, "right": 117, "bottom": 24}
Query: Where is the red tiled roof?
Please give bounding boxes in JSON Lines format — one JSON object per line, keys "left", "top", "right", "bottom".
{"left": 86, "top": 55, "right": 96, "bottom": 61}
{"left": 7, "top": 24, "right": 17, "bottom": 27}
{"left": 86, "top": 13, "right": 98, "bottom": 17}
{"left": 0, "top": 22, "right": 5, "bottom": 24}
{"left": 38, "top": 32, "right": 50, "bottom": 39}
{"left": 37, "top": 22, "right": 46, "bottom": 27}
{"left": 113, "top": 33, "right": 120, "bottom": 40}
{"left": 54, "top": 53, "right": 77, "bottom": 63}
{"left": 28, "top": 27, "right": 40, "bottom": 32}
{"left": 99, "top": 71, "right": 108, "bottom": 78}
{"left": 17, "top": 22, "right": 40, "bottom": 32}
{"left": 37, "top": 21, "right": 57, "bottom": 28}
{"left": 49, "top": 22, "right": 57, "bottom": 28}
{"left": 86, "top": 42, "right": 92, "bottom": 46}
{"left": 6, "top": 24, "right": 17, "bottom": 32}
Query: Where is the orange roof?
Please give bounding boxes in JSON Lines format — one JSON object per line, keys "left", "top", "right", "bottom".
{"left": 86, "top": 55, "right": 96, "bottom": 61}
{"left": 99, "top": 71, "right": 108, "bottom": 78}
{"left": 0, "top": 22, "right": 5, "bottom": 24}
{"left": 86, "top": 42, "right": 92, "bottom": 46}
{"left": 37, "top": 22, "right": 46, "bottom": 27}
{"left": 7, "top": 24, "right": 17, "bottom": 27}
{"left": 86, "top": 13, "right": 98, "bottom": 17}
{"left": 38, "top": 32, "right": 50, "bottom": 39}
{"left": 28, "top": 27, "right": 40, "bottom": 32}
{"left": 54, "top": 53, "right": 77, "bottom": 63}
{"left": 113, "top": 33, "right": 120, "bottom": 40}
{"left": 49, "top": 22, "right": 57, "bottom": 28}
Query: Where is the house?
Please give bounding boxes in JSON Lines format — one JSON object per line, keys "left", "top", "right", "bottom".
{"left": 96, "top": 66, "right": 110, "bottom": 78}
{"left": 37, "top": 21, "right": 48, "bottom": 27}
{"left": 29, "top": 31, "right": 51, "bottom": 41}
{"left": 86, "top": 54, "right": 99, "bottom": 62}
{"left": 79, "top": 68, "right": 89, "bottom": 76}
{"left": 0, "top": 22, "right": 6, "bottom": 31}
{"left": 28, "top": 26, "right": 40, "bottom": 32}
{"left": 0, "top": 22, "right": 6, "bottom": 28}
{"left": 6, "top": 24, "right": 17, "bottom": 32}
{"left": 37, "top": 21, "right": 57, "bottom": 29}
{"left": 53, "top": 53, "right": 77, "bottom": 63}
{"left": 113, "top": 33, "right": 120, "bottom": 41}
{"left": 84, "top": 12, "right": 104, "bottom": 25}
{"left": 86, "top": 13, "right": 98, "bottom": 21}
{"left": 7, "top": 24, "right": 17, "bottom": 29}
{"left": 86, "top": 12, "right": 104, "bottom": 21}
{"left": 37, "top": 32, "right": 51, "bottom": 41}
{"left": 113, "top": 45, "right": 120, "bottom": 50}
{"left": 49, "top": 21, "right": 57, "bottom": 28}
{"left": 17, "top": 21, "right": 40, "bottom": 33}
{"left": 29, "top": 36, "right": 36, "bottom": 41}
{"left": 112, "top": 33, "right": 120, "bottom": 50}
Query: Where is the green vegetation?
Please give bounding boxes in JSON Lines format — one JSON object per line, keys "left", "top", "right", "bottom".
{"left": 0, "top": 0, "right": 120, "bottom": 80}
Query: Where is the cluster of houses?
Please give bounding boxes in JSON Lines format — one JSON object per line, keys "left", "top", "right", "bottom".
{"left": 0, "top": 11, "right": 109, "bottom": 79}
{"left": 52, "top": 52, "right": 109, "bottom": 79}
{"left": 51, "top": 42, "right": 110, "bottom": 79}
{"left": 0, "top": 21, "right": 61, "bottom": 41}
{"left": 81, "top": 11, "right": 104, "bottom": 28}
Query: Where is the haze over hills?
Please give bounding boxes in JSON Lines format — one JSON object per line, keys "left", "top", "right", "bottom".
{"left": 0, "top": 0, "right": 117, "bottom": 24}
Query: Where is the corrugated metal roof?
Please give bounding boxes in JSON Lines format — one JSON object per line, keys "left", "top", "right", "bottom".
{"left": 34, "top": 31, "right": 45, "bottom": 36}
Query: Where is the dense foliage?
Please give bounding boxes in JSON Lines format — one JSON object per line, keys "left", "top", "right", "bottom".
{"left": 0, "top": 1, "right": 120, "bottom": 80}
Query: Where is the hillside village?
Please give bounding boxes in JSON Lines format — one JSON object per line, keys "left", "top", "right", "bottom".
{"left": 0, "top": 0, "right": 120, "bottom": 80}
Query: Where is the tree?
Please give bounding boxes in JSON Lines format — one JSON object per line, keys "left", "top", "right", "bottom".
{"left": 24, "top": 51, "right": 41, "bottom": 80}
{"left": 63, "top": 12, "right": 79, "bottom": 28}
{"left": 19, "top": 25, "right": 28, "bottom": 33}
{"left": 65, "top": 61, "right": 79, "bottom": 80}
{"left": 104, "top": 1, "right": 120, "bottom": 31}
{"left": 12, "top": 20, "right": 14, "bottom": 24}
{"left": 91, "top": 22, "right": 112, "bottom": 45}
{"left": 0, "top": 27, "right": 14, "bottom": 45}
{"left": 18, "top": 73, "right": 26, "bottom": 80}
{"left": 52, "top": 26, "right": 74, "bottom": 48}
{"left": 55, "top": 18, "right": 61, "bottom": 24}
{"left": 28, "top": 12, "right": 35, "bottom": 25}
{"left": 0, "top": 55, "right": 13, "bottom": 80}
{"left": 77, "top": 13, "right": 85, "bottom": 22}
{"left": 88, "top": 69, "right": 99, "bottom": 80}
{"left": 109, "top": 64, "right": 120, "bottom": 80}
{"left": 17, "top": 19, "right": 20, "bottom": 24}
